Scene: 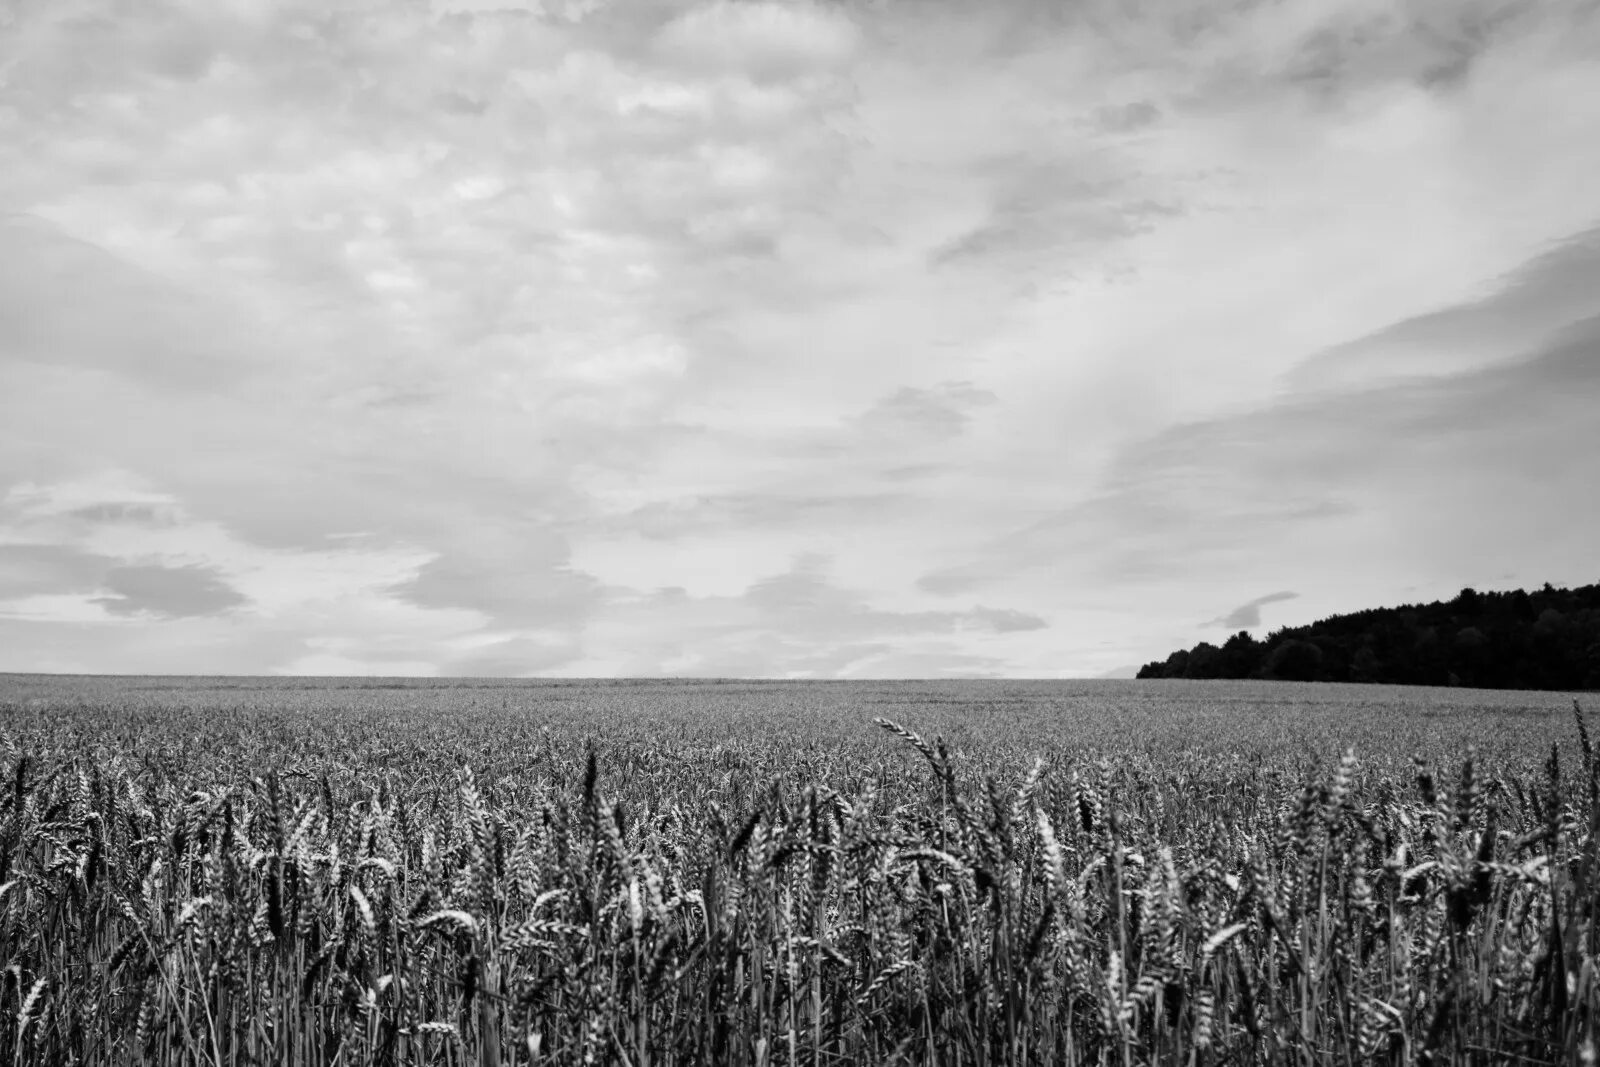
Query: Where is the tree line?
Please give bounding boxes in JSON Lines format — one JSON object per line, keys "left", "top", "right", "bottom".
{"left": 1136, "top": 581, "right": 1600, "bottom": 690}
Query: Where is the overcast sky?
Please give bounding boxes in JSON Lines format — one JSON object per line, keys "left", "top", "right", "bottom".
{"left": 1, "top": 0, "right": 1597, "bottom": 678}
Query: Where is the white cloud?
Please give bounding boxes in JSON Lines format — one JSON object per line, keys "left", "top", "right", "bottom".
{"left": 0, "top": 0, "right": 1596, "bottom": 677}
{"left": 0, "top": 473, "right": 495, "bottom": 673}
{"left": 653, "top": 1, "right": 860, "bottom": 82}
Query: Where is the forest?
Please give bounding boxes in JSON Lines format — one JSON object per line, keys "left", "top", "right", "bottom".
{"left": 1136, "top": 582, "right": 1600, "bottom": 689}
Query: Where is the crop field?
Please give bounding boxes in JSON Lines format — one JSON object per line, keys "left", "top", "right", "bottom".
{"left": 0, "top": 675, "right": 1594, "bottom": 1065}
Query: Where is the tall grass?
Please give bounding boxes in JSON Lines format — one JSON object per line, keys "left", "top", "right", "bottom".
{"left": 0, "top": 688, "right": 1594, "bottom": 1064}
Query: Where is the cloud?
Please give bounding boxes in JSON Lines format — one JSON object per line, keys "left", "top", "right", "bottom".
{"left": 836, "top": 649, "right": 1010, "bottom": 679}
{"left": 1287, "top": 224, "right": 1600, "bottom": 393}
{"left": 430, "top": 0, "right": 546, "bottom": 15}
{"left": 741, "top": 553, "right": 1043, "bottom": 639}
{"left": 0, "top": 477, "right": 494, "bottom": 672}
{"left": 916, "top": 567, "right": 984, "bottom": 598}
{"left": 394, "top": 552, "right": 600, "bottom": 629}
{"left": 0, "top": 615, "right": 311, "bottom": 676}
{"left": 0, "top": 215, "right": 272, "bottom": 389}
{"left": 1, "top": 0, "right": 1597, "bottom": 678}
{"left": 915, "top": 261, "right": 1600, "bottom": 632}
{"left": 442, "top": 635, "right": 584, "bottom": 677}
{"left": 68, "top": 502, "right": 175, "bottom": 525}
{"left": 557, "top": 553, "right": 1049, "bottom": 676}
{"left": 599, "top": 492, "right": 908, "bottom": 541}
{"left": 574, "top": 380, "right": 997, "bottom": 560}
{"left": 1094, "top": 663, "right": 1142, "bottom": 679}
{"left": 1207, "top": 591, "right": 1299, "bottom": 630}
{"left": 92, "top": 564, "right": 248, "bottom": 619}
{"left": 928, "top": 156, "right": 1172, "bottom": 270}
{"left": 969, "top": 606, "right": 1049, "bottom": 633}
{"left": 1092, "top": 100, "right": 1162, "bottom": 132}
{"left": 0, "top": 544, "right": 112, "bottom": 600}
{"left": 1274, "top": 2, "right": 1541, "bottom": 98}
{"left": 0, "top": 542, "right": 246, "bottom": 620}
{"left": 653, "top": 2, "right": 861, "bottom": 83}
{"left": 856, "top": 382, "right": 998, "bottom": 441}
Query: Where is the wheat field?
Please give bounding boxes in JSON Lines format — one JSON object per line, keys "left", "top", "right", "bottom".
{"left": 0, "top": 676, "right": 1593, "bottom": 1065}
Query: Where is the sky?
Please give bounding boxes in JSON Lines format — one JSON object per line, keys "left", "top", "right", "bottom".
{"left": 0, "top": 0, "right": 1597, "bottom": 679}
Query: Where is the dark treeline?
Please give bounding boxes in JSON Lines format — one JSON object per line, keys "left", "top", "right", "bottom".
{"left": 1138, "top": 581, "right": 1600, "bottom": 690}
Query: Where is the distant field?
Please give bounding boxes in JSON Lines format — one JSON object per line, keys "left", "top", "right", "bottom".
{"left": 0, "top": 674, "right": 1582, "bottom": 779}
{"left": 0, "top": 675, "right": 1593, "bottom": 1065}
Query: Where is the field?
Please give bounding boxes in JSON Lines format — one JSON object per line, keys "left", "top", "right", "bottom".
{"left": 0, "top": 675, "right": 1594, "bottom": 1065}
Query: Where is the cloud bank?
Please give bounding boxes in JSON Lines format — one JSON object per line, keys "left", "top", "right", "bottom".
{"left": 1, "top": 0, "right": 1596, "bottom": 676}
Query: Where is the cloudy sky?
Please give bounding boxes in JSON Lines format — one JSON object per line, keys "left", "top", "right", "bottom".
{"left": 1, "top": 0, "right": 1597, "bottom": 678}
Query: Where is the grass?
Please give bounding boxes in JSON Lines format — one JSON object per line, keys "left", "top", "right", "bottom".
{"left": 0, "top": 676, "right": 1594, "bottom": 1064}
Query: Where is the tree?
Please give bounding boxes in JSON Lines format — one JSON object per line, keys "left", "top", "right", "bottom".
{"left": 1264, "top": 639, "right": 1324, "bottom": 682}
{"left": 1451, "top": 626, "right": 1489, "bottom": 687}
{"left": 1184, "top": 643, "right": 1222, "bottom": 679}
{"left": 1219, "top": 631, "right": 1263, "bottom": 677}
{"left": 1132, "top": 581, "right": 1600, "bottom": 690}
{"left": 1412, "top": 627, "right": 1447, "bottom": 686}
{"left": 1351, "top": 646, "right": 1381, "bottom": 683}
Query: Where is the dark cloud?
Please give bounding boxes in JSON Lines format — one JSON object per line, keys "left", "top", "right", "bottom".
{"left": 1279, "top": 3, "right": 1539, "bottom": 100}
{"left": 932, "top": 196, "right": 1179, "bottom": 270}
{"left": 742, "top": 552, "right": 833, "bottom": 612}
{"left": 1096, "top": 322, "right": 1596, "bottom": 573}
{"left": 383, "top": 517, "right": 602, "bottom": 634}
{"left": 393, "top": 551, "right": 600, "bottom": 628}
{"left": 92, "top": 564, "right": 247, "bottom": 619}
{"left": 68, "top": 502, "right": 172, "bottom": 525}
{"left": 915, "top": 294, "right": 1600, "bottom": 597}
{"left": 968, "top": 606, "right": 1049, "bottom": 633}
{"left": 857, "top": 382, "right": 997, "bottom": 441}
{"left": 928, "top": 160, "right": 1146, "bottom": 268}
{"left": 361, "top": 388, "right": 439, "bottom": 410}
{"left": 434, "top": 89, "right": 488, "bottom": 116}
{"left": 0, "top": 543, "right": 244, "bottom": 620}
{"left": 742, "top": 554, "right": 1046, "bottom": 639}
{"left": 0, "top": 215, "right": 270, "bottom": 390}
{"left": 879, "top": 464, "right": 945, "bottom": 482}
{"left": 0, "top": 543, "right": 110, "bottom": 598}
{"left": 1207, "top": 591, "right": 1299, "bottom": 630}
{"left": 916, "top": 566, "right": 984, "bottom": 597}
{"left": 1092, "top": 100, "right": 1161, "bottom": 132}
{"left": 1289, "top": 225, "right": 1600, "bottom": 394}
